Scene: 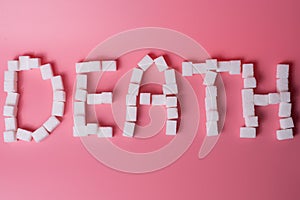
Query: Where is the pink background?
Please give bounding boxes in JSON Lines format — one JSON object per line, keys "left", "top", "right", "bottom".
{"left": 1, "top": 0, "right": 300, "bottom": 199}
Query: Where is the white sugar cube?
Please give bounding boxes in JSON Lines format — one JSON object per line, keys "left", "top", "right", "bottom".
{"left": 229, "top": 60, "right": 241, "bottom": 74}
{"left": 138, "top": 55, "right": 153, "bottom": 71}
{"left": 206, "top": 110, "right": 219, "bottom": 121}
{"left": 4, "top": 81, "right": 17, "bottom": 92}
{"left": 98, "top": 127, "right": 113, "bottom": 137}
{"left": 3, "top": 131, "right": 16, "bottom": 143}
{"left": 206, "top": 121, "right": 218, "bottom": 136}
{"left": 254, "top": 94, "right": 269, "bottom": 106}
{"left": 139, "top": 93, "right": 150, "bottom": 105}
{"left": 16, "top": 128, "right": 32, "bottom": 142}
{"left": 203, "top": 71, "right": 217, "bottom": 85}
{"left": 3, "top": 105, "right": 17, "bottom": 117}
{"left": 279, "top": 102, "right": 291, "bottom": 117}
{"left": 205, "top": 86, "right": 217, "bottom": 97}
{"left": 268, "top": 93, "right": 280, "bottom": 104}
{"left": 205, "top": 59, "right": 217, "bottom": 70}
{"left": 5, "top": 93, "right": 19, "bottom": 106}
{"left": 123, "top": 122, "right": 135, "bottom": 137}
{"left": 52, "top": 102, "right": 64, "bottom": 117}
{"left": 8, "top": 60, "right": 19, "bottom": 71}
{"left": 102, "top": 60, "right": 117, "bottom": 71}
{"left": 130, "top": 68, "right": 143, "bottom": 84}
{"left": 276, "top": 78, "right": 289, "bottom": 92}
{"left": 276, "top": 129, "right": 293, "bottom": 140}
{"left": 4, "top": 71, "right": 17, "bottom": 82}
{"left": 76, "top": 74, "right": 87, "bottom": 89}
{"left": 205, "top": 97, "right": 217, "bottom": 110}
{"left": 240, "top": 127, "right": 256, "bottom": 138}
{"left": 126, "top": 106, "right": 137, "bottom": 122}
{"left": 164, "top": 69, "right": 176, "bottom": 84}
{"left": 40, "top": 64, "right": 53, "bottom": 80}
{"left": 53, "top": 90, "right": 66, "bottom": 102}
{"left": 244, "top": 77, "right": 257, "bottom": 89}
{"left": 166, "top": 96, "right": 177, "bottom": 108}
{"left": 43, "top": 116, "right": 60, "bottom": 132}
{"left": 74, "top": 115, "right": 86, "bottom": 126}
{"left": 152, "top": 95, "right": 166, "bottom": 105}
{"left": 101, "top": 92, "right": 112, "bottom": 104}
{"left": 167, "top": 107, "right": 178, "bottom": 119}
{"left": 280, "top": 92, "right": 290, "bottom": 102}
{"left": 163, "top": 83, "right": 178, "bottom": 95}
{"left": 76, "top": 61, "right": 101, "bottom": 73}
{"left": 276, "top": 64, "right": 289, "bottom": 79}
{"left": 87, "top": 94, "right": 102, "bottom": 104}
{"left": 242, "top": 64, "right": 254, "bottom": 78}
{"left": 217, "top": 61, "right": 230, "bottom": 72}
{"left": 126, "top": 94, "right": 137, "bottom": 106}
{"left": 73, "top": 126, "right": 87, "bottom": 137}
{"left": 75, "top": 89, "right": 87, "bottom": 102}
{"left": 4, "top": 117, "right": 17, "bottom": 131}
{"left": 280, "top": 117, "right": 294, "bottom": 129}
{"left": 73, "top": 102, "right": 85, "bottom": 115}
{"left": 242, "top": 89, "right": 254, "bottom": 102}
{"left": 193, "top": 63, "right": 207, "bottom": 74}
{"left": 19, "top": 56, "right": 30, "bottom": 70}
{"left": 32, "top": 126, "right": 49, "bottom": 142}
{"left": 154, "top": 56, "right": 168, "bottom": 72}
{"left": 182, "top": 62, "right": 193, "bottom": 76}
{"left": 51, "top": 76, "right": 64, "bottom": 90}
{"left": 245, "top": 116, "right": 258, "bottom": 127}
{"left": 242, "top": 101, "right": 255, "bottom": 117}
{"left": 29, "top": 58, "right": 41, "bottom": 68}
{"left": 128, "top": 83, "right": 140, "bottom": 96}
{"left": 86, "top": 123, "right": 98, "bottom": 135}
{"left": 166, "top": 120, "right": 177, "bottom": 135}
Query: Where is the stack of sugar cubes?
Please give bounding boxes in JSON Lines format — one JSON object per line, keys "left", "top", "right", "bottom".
{"left": 182, "top": 59, "right": 241, "bottom": 136}
{"left": 3, "top": 56, "right": 64, "bottom": 143}
{"left": 74, "top": 60, "right": 115, "bottom": 137}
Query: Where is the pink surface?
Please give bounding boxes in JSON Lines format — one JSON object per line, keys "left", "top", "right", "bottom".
{"left": 0, "top": 0, "right": 300, "bottom": 200}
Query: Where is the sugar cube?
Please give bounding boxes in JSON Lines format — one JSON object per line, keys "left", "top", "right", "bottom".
{"left": 101, "top": 92, "right": 112, "bottom": 104}
{"left": 138, "top": 55, "right": 153, "bottom": 71}
{"left": 73, "top": 126, "right": 87, "bottom": 137}
{"left": 152, "top": 95, "right": 166, "bottom": 105}
{"left": 52, "top": 102, "right": 64, "bottom": 117}
{"left": 3, "top": 105, "right": 17, "bottom": 117}
{"left": 3, "top": 131, "right": 16, "bottom": 143}
{"left": 123, "top": 122, "right": 135, "bottom": 137}
{"left": 43, "top": 116, "right": 60, "bottom": 132}
{"left": 19, "top": 56, "right": 30, "bottom": 70}
{"left": 254, "top": 94, "right": 269, "bottom": 106}
{"left": 242, "top": 64, "right": 254, "bottom": 78}
{"left": 206, "top": 121, "right": 218, "bottom": 136}
{"left": 167, "top": 107, "right": 178, "bottom": 119}
{"left": 205, "top": 97, "right": 217, "bottom": 110}
{"left": 86, "top": 123, "right": 98, "bottom": 135}
{"left": 76, "top": 61, "right": 101, "bottom": 73}
{"left": 4, "top": 71, "right": 17, "bottom": 82}
{"left": 229, "top": 60, "right": 241, "bottom": 74}
{"left": 32, "top": 126, "right": 49, "bottom": 142}
{"left": 98, "top": 127, "right": 113, "bottom": 138}
{"left": 126, "top": 106, "right": 137, "bottom": 122}
{"left": 276, "top": 78, "right": 289, "bottom": 92}
{"left": 51, "top": 76, "right": 64, "bottom": 90}
{"left": 276, "top": 64, "right": 289, "bottom": 79}
{"left": 279, "top": 117, "right": 294, "bottom": 129}
{"left": 217, "top": 61, "right": 230, "bottom": 72}
{"left": 203, "top": 71, "right": 217, "bottom": 85}
{"left": 164, "top": 69, "right": 176, "bottom": 84}
{"left": 166, "top": 96, "right": 177, "bottom": 108}
{"left": 102, "top": 60, "right": 117, "bottom": 71}
{"left": 205, "top": 59, "right": 217, "bottom": 70}
{"left": 5, "top": 93, "right": 19, "bottom": 106}
{"left": 126, "top": 94, "right": 137, "bottom": 106}
{"left": 4, "top": 117, "right": 17, "bottom": 131}
{"left": 76, "top": 74, "right": 87, "bottom": 89}
{"left": 87, "top": 94, "right": 102, "bottom": 104}
{"left": 16, "top": 128, "right": 32, "bottom": 142}
{"left": 166, "top": 120, "right": 177, "bottom": 135}
{"left": 244, "top": 77, "right": 257, "bottom": 89}
{"left": 245, "top": 116, "right": 258, "bottom": 127}
{"left": 163, "top": 83, "right": 178, "bottom": 95}
{"left": 205, "top": 86, "right": 217, "bottom": 97}
{"left": 154, "top": 56, "right": 168, "bottom": 72}
{"left": 280, "top": 92, "right": 290, "bottom": 102}
{"left": 130, "top": 68, "right": 143, "bottom": 84}
{"left": 182, "top": 62, "right": 193, "bottom": 76}
{"left": 193, "top": 63, "right": 207, "bottom": 74}
{"left": 75, "top": 89, "right": 87, "bottom": 102}
{"left": 29, "top": 58, "right": 41, "bottom": 68}
{"left": 268, "top": 93, "right": 280, "bottom": 104}
{"left": 53, "top": 90, "right": 66, "bottom": 102}
{"left": 74, "top": 115, "right": 86, "bottom": 126}
{"left": 240, "top": 127, "right": 256, "bottom": 138}
{"left": 139, "top": 93, "right": 150, "bottom": 105}
{"left": 279, "top": 102, "right": 291, "bottom": 117}
{"left": 128, "top": 83, "right": 140, "bottom": 96}
{"left": 206, "top": 110, "right": 219, "bottom": 121}
{"left": 4, "top": 81, "right": 17, "bottom": 92}
{"left": 276, "top": 129, "right": 293, "bottom": 140}
{"left": 8, "top": 60, "right": 19, "bottom": 71}
{"left": 40, "top": 64, "right": 53, "bottom": 80}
